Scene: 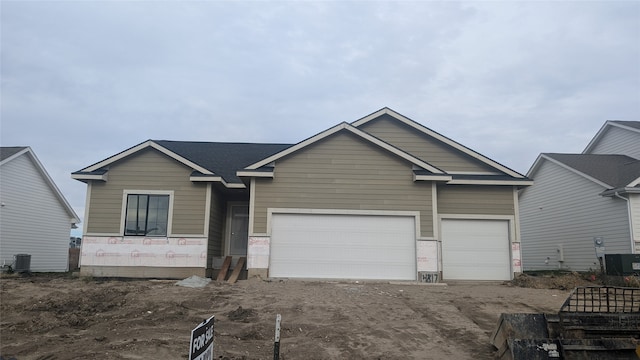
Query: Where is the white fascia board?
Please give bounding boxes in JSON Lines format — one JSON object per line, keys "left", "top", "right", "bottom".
{"left": 190, "top": 175, "right": 223, "bottom": 182}
{"left": 541, "top": 154, "right": 612, "bottom": 188}
{"left": 71, "top": 173, "right": 108, "bottom": 181}
{"left": 22, "top": 147, "right": 81, "bottom": 223}
{"left": 245, "top": 122, "right": 443, "bottom": 173}
{"left": 446, "top": 179, "right": 534, "bottom": 186}
{"left": 414, "top": 174, "right": 453, "bottom": 182}
{"left": 627, "top": 176, "right": 640, "bottom": 187}
{"left": 350, "top": 107, "right": 392, "bottom": 126}
{"left": 352, "top": 107, "right": 525, "bottom": 178}
{"left": 601, "top": 187, "right": 640, "bottom": 196}
{"left": 583, "top": 121, "right": 611, "bottom": 154}
{"left": 83, "top": 140, "right": 214, "bottom": 175}
{"left": 525, "top": 153, "right": 545, "bottom": 178}
{"left": 236, "top": 171, "right": 274, "bottom": 178}
{"left": 189, "top": 175, "right": 247, "bottom": 189}
{"left": 446, "top": 171, "right": 503, "bottom": 175}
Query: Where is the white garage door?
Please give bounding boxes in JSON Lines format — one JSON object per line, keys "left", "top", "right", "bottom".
{"left": 441, "top": 219, "right": 511, "bottom": 280}
{"left": 270, "top": 213, "right": 416, "bottom": 280}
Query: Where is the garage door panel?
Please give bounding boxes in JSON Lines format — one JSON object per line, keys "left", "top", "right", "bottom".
{"left": 441, "top": 219, "right": 511, "bottom": 280}
{"left": 270, "top": 213, "right": 416, "bottom": 280}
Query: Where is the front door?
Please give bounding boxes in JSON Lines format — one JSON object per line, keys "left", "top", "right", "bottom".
{"left": 228, "top": 204, "right": 249, "bottom": 256}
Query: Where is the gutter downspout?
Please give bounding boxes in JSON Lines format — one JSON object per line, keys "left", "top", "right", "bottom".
{"left": 613, "top": 191, "right": 635, "bottom": 254}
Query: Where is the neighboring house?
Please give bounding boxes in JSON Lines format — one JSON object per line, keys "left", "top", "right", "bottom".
{"left": 72, "top": 108, "right": 532, "bottom": 281}
{"left": 520, "top": 121, "right": 640, "bottom": 272}
{"left": 0, "top": 147, "right": 80, "bottom": 272}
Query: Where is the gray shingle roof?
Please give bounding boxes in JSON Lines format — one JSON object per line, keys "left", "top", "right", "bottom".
{"left": 153, "top": 140, "right": 292, "bottom": 183}
{"left": 545, "top": 153, "right": 640, "bottom": 188}
{"left": 0, "top": 147, "right": 27, "bottom": 162}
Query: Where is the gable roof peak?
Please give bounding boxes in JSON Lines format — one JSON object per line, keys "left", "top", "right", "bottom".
{"left": 583, "top": 120, "right": 640, "bottom": 154}
{"left": 352, "top": 109, "right": 526, "bottom": 179}
{"left": 0, "top": 146, "right": 30, "bottom": 163}
{"left": 244, "top": 119, "right": 445, "bottom": 174}
{"left": 1, "top": 146, "right": 80, "bottom": 224}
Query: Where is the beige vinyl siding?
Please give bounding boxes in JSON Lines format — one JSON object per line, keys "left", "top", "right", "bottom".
{"left": 253, "top": 131, "right": 433, "bottom": 237}
{"left": 86, "top": 148, "right": 207, "bottom": 235}
{"left": 437, "top": 185, "right": 515, "bottom": 215}
{"left": 208, "top": 188, "right": 225, "bottom": 259}
{"left": 358, "top": 114, "right": 497, "bottom": 173}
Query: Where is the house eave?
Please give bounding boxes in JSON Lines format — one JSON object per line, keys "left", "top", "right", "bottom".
{"left": 190, "top": 175, "right": 223, "bottom": 182}
{"left": 413, "top": 174, "right": 453, "bottom": 182}
{"left": 601, "top": 187, "right": 640, "bottom": 196}
{"left": 446, "top": 179, "right": 534, "bottom": 186}
{"left": 71, "top": 173, "right": 108, "bottom": 182}
{"left": 189, "top": 174, "right": 247, "bottom": 189}
{"left": 236, "top": 170, "right": 275, "bottom": 178}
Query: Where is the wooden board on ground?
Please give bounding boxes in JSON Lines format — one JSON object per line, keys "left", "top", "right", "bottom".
{"left": 227, "top": 257, "right": 246, "bottom": 284}
{"left": 216, "top": 256, "right": 232, "bottom": 282}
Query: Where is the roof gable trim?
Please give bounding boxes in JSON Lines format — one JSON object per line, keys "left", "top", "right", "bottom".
{"left": 351, "top": 108, "right": 525, "bottom": 178}
{"left": 82, "top": 141, "right": 214, "bottom": 175}
{"left": 583, "top": 120, "right": 640, "bottom": 154}
{"left": 628, "top": 177, "right": 640, "bottom": 187}
{"left": 537, "top": 154, "right": 613, "bottom": 188}
{"left": 245, "top": 122, "right": 444, "bottom": 173}
{"left": 0, "top": 147, "right": 30, "bottom": 166}
{"left": 5, "top": 147, "right": 80, "bottom": 223}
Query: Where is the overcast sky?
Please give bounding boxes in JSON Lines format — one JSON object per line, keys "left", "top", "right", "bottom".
{"left": 2, "top": 1, "right": 639, "bottom": 236}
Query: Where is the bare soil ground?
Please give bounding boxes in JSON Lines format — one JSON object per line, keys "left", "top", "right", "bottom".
{"left": 0, "top": 273, "right": 596, "bottom": 360}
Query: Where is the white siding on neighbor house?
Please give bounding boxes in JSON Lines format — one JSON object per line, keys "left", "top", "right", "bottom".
{"left": 520, "top": 159, "right": 631, "bottom": 272}
{"left": 587, "top": 126, "right": 640, "bottom": 159}
{"left": 630, "top": 194, "right": 640, "bottom": 252}
{"left": 0, "top": 154, "right": 71, "bottom": 271}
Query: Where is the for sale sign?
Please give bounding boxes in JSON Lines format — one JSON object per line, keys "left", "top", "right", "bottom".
{"left": 189, "top": 315, "right": 214, "bottom": 360}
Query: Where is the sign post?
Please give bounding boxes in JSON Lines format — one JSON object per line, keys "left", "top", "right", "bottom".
{"left": 274, "top": 314, "right": 281, "bottom": 360}
{"left": 189, "top": 315, "right": 214, "bottom": 360}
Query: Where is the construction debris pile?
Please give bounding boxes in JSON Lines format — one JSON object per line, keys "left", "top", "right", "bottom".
{"left": 492, "top": 286, "right": 640, "bottom": 359}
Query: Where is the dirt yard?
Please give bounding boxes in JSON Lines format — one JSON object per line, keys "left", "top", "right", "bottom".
{"left": 0, "top": 273, "right": 591, "bottom": 360}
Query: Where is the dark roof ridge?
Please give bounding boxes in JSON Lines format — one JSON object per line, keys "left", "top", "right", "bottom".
{"left": 152, "top": 139, "right": 292, "bottom": 146}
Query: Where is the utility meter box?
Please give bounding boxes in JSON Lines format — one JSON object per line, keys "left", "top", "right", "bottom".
{"left": 604, "top": 254, "right": 640, "bottom": 276}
